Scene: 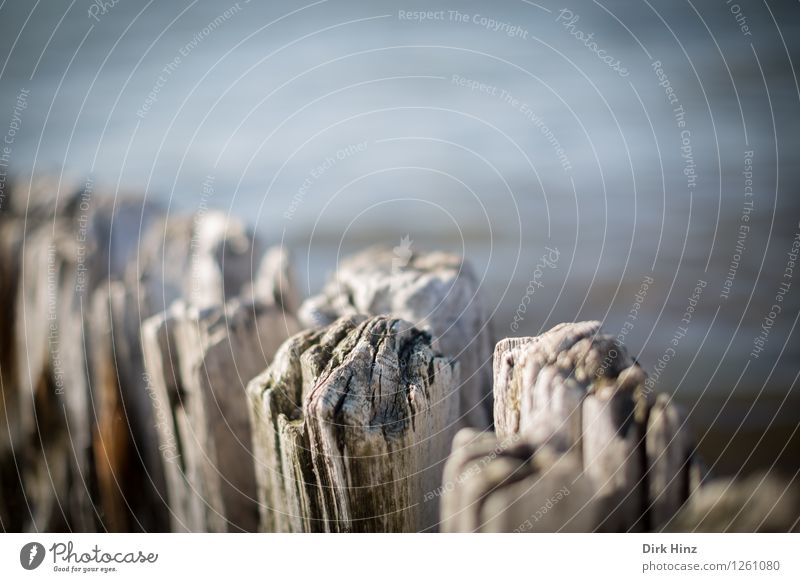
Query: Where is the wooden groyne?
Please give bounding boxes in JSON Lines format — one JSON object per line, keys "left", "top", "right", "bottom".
{"left": 0, "top": 179, "right": 796, "bottom": 532}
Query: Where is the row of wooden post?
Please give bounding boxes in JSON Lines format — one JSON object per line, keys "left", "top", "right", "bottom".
{"left": 1, "top": 179, "right": 795, "bottom": 532}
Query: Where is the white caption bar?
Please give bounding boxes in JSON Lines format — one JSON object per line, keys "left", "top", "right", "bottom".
{"left": 1, "top": 533, "right": 797, "bottom": 580}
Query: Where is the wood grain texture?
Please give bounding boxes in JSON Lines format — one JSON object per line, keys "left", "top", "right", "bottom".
{"left": 141, "top": 298, "right": 298, "bottom": 532}
{"left": 248, "top": 314, "right": 460, "bottom": 532}
{"left": 443, "top": 321, "right": 699, "bottom": 532}
{"left": 298, "top": 247, "right": 493, "bottom": 430}
{"left": 441, "top": 428, "right": 598, "bottom": 533}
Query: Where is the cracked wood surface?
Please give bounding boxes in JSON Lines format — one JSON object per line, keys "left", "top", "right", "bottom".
{"left": 248, "top": 314, "right": 460, "bottom": 532}
{"left": 443, "top": 321, "right": 698, "bottom": 532}
{"left": 298, "top": 247, "right": 493, "bottom": 431}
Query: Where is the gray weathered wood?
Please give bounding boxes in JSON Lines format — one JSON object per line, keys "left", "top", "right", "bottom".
{"left": 88, "top": 281, "right": 169, "bottom": 532}
{"left": 1, "top": 175, "right": 788, "bottom": 534}
{"left": 12, "top": 204, "right": 107, "bottom": 531}
{"left": 86, "top": 207, "right": 289, "bottom": 531}
{"left": 298, "top": 247, "right": 493, "bottom": 430}
{"left": 0, "top": 219, "right": 24, "bottom": 460}
{"left": 440, "top": 428, "right": 598, "bottom": 533}
{"left": 248, "top": 314, "right": 460, "bottom": 532}
{"left": 130, "top": 210, "right": 266, "bottom": 313}
{"left": 646, "top": 393, "right": 693, "bottom": 529}
{"left": 443, "top": 321, "right": 698, "bottom": 532}
{"left": 2, "top": 176, "right": 294, "bottom": 532}
{"left": 0, "top": 176, "right": 86, "bottom": 531}
{"left": 102, "top": 209, "right": 290, "bottom": 530}
{"left": 141, "top": 298, "right": 299, "bottom": 532}
{"left": 247, "top": 245, "right": 301, "bottom": 314}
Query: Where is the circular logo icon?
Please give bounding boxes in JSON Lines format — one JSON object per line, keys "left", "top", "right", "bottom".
{"left": 20, "top": 542, "right": 46, "bottom": 570}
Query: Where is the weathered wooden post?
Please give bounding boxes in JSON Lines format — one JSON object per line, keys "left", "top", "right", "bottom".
{"left": 131, "top": 210, "right": 300, "bottom": 532}
{"left": 141, "top": 297, "right": 299, "bottom": 532}
{"left": 299, "top": 247, "right": 494, "bottom": 430}
{"left": 442, "top": 321, "right": 699, "bottom": 532}
{"left": 440, "top": 429, "right": 598, "bottom": 532}
{"left": 9, "top": 181, "right": 163, "bottom": 531}
{"left": 1, "top": 175, "right": 298, "bottom": 532}
{"left": 95, "top": 207, "right": 298, "bottom": 532}
{"left": 2, "top": 174, "right": 792, "bottom": 533}
{"left": 248, "top": 315, "right": 460, "bottom": 532}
